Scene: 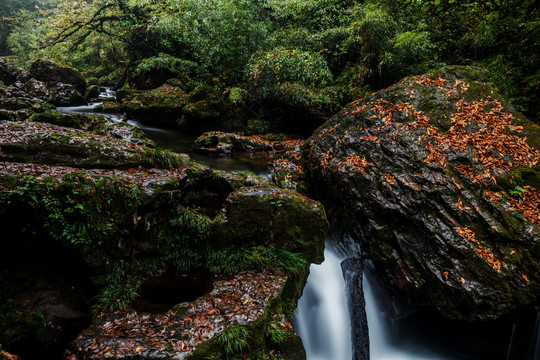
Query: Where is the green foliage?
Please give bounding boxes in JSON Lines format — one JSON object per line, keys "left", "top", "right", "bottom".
{"left": 142, "top": 147, "right": 186, "bottom": 169}
{"left": 265, "top": 320, "right": 290, "bottom": 346}
{"left": 146, "top": 0, "right": 270, "bottom": 81}
{"left": 207, "top": 246, "right": 307, "bottom": 275}
{"left": 90, "top": 259, "right": 161, "bottom": 314}
{"left": 91, "top": 260, "right": 141, "bottom": 314}
{"left": 248, "top": 48, "right": 332, "bottom": 88}
{"left": 508, "top": 185, "right": 526, "bottom": 198}
{"left": 159, "top": 208, "right": 307, "bottom": 274}
{"left": 217, "top": 325, "right": 250, "bottom": 356}
{"left": 133, "top": 53, "right": 199, "bottom": 78}
{"left": 0, "top": 174, "right": 146, "bottom": 252}
{"left": 5, "top": 0, "right": 538, "bottom": 129}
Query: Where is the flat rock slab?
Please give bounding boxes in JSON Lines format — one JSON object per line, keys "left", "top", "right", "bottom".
{"left": 66, "top": 271, "right": 287, "bottom": 359}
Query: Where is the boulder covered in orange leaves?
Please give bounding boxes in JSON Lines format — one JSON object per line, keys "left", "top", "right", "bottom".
{"left": 303, "top": 66, "right": 540, "bottom": 321}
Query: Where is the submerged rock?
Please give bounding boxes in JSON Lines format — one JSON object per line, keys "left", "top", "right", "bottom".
{"left": 303, "top": 65, "right": 540, "bottom": 320}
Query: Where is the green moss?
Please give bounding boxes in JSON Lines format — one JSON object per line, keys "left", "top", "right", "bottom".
{"left": 214, "top": 186, "right": 327, "bottom": 263}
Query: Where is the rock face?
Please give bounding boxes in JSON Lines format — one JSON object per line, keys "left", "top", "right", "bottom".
{"left": 0, "top": 58, "right": 22, "bottom": 86}
{"left": 30, "top": 59, "right": 87, "bottom": 95}
{"left": 303, "top": 66, "right": 540, "bottom": 320}
{"left": 0, "top": 59, "right": 88, "bottom": 110}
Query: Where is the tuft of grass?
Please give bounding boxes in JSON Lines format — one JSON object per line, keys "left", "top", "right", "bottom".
{"left": 142, "top": 147, "right": 185, "bottom": 169}
{"left": 217, "top": 325, "right": 250, "bottom": 356}
{"left": 91, "top": 259, "right": 161, "bottom": 315}
{"left": 207, "top": 246, "right": 307, "bottom": 274}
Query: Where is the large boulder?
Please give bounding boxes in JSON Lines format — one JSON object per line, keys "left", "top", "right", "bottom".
{"left": 29, "top": 59, "right": 87, "bottom": 95}
{"left": 303, "top": 66, "right": 540, "bottom": 320}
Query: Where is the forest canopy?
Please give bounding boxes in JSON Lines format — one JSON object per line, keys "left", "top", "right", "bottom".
{"left": 1, "top": 0, "right": 539, "bottom": 126}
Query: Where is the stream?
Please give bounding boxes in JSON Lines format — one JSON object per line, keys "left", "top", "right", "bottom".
{"left": 60, "top": 91, "right": 540, "bottom": 360}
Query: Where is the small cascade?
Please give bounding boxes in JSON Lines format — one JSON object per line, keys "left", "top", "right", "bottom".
{"left": 99, "top": 87, "right": 116, "bottom": 98}
{"left": 296, "top": 245, "right": 353, "bottom": 360}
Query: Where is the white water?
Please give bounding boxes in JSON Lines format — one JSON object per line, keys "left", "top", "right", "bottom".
{"left": 363, "top": 273, "right": 452, "bottom": 360}
{"left": 296, "top": 242, "right": 455, "bottom": 360}
{"left": 296, "top": 246, "right": 352, "bottom": 360}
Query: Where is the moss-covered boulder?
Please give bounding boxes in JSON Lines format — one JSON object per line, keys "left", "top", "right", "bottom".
{"left": 0, "top": 121, "right": 155, "bottom": 168}
{"left": 94, "top": 98, "right": 122, "bottom": 113}
{"left": 29, "top": 59, "right": 87, "bottom": 95}
{"left": 303, "top": 65, "right": 540, "bottom": 320}
{"left": 120, "top": 84, "right": 188, "bottom": 127}
{"left": 214, "top": 185, "right": 328, "bottom": 264}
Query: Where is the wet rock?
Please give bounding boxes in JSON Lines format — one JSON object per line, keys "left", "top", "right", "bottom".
{"left": 303, "top": 65, "right": 540, "bottom": 320}
{"left": 52, "top": 83, "right": 86, "bottom": 106}
{"left": 214, "top": 185, "right": 328, "bottom": 263}
{"left": 270, "top": 157, "right": 309, "bottom": 195}
{"left": 84, "top": 85, "right": 100, "bottom": 101}
{"left": 66, "top": 271, "right": 297, "bottom": 360}
{"left": 194, "top": 131, "right": 304, "bottom": 155}
{"left": 341, "top": 257, "right": 369, "bottom": 360}
{"left": 29, "top": 59, "right": 87, "bottom": 95}
{"left": 95, "top": 98, "right": 123, "bottom": 113}
{"left": 194, "top": 131, "right": 273, "bottom": 154}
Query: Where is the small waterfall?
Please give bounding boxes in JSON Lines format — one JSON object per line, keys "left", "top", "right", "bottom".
{"left": 296, "top": 245, "right": 353, "bottom": 360}
{"left": 296, "top": 238, "right": 458, "bottom": 360}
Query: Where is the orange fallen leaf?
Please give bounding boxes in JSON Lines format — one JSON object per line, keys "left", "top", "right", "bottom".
{"left": 522, "top": 274, "right": 530, "bottom": 283}
{"left": 460, "top": 277, "right": 466, "bottom": 284}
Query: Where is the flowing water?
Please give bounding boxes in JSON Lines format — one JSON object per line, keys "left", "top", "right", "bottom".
{"left": 59, "top": 92, "right": 274, "bottom": 177}
{"left": 296, "top": 245, "right": 353, "bottom": 360}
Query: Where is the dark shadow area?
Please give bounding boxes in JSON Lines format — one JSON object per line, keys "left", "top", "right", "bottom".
{"left": 0, "top": 232, "right": 95, "bottom": 360}
{"left": 133, "top": 269, "right": 214, "bottom": 313}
